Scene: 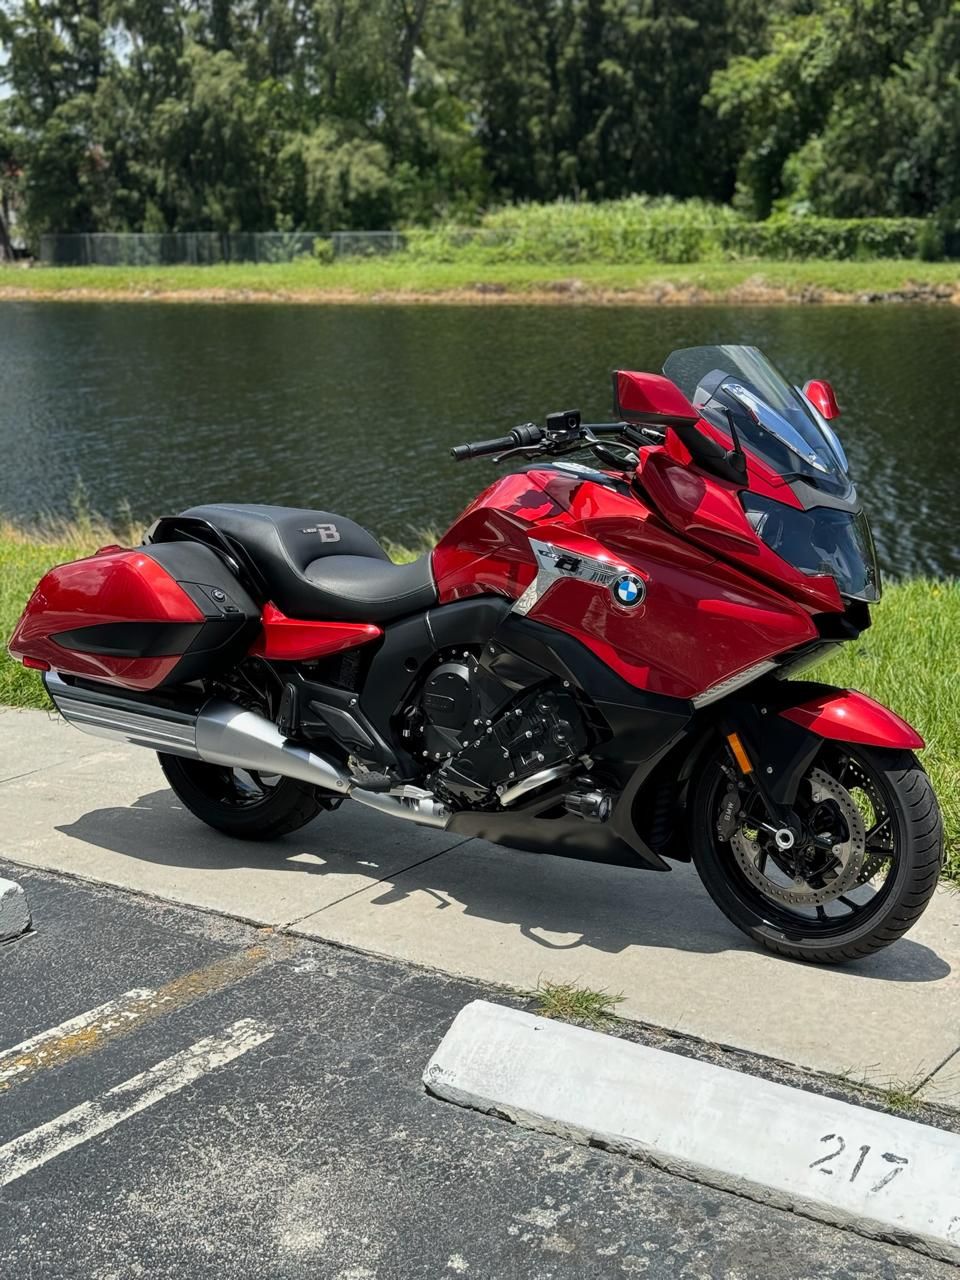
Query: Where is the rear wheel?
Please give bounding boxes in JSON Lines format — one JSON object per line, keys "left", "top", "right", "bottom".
{"left": 689, "top": 742, "right": 943, "bottom": 963}
{"left": 158, "top": 753, "right": 333, "bottom": 840}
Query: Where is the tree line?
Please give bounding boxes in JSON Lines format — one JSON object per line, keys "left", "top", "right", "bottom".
{"left": 1, "top": 0, "right": 959, "bottom": 249}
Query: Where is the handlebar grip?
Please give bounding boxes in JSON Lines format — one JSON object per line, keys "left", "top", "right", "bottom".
{"left": 450, "top": 424, "right": 544, "bottom": 461}
{"left": 450, "top": 435, "right": 514, "bottom": 461}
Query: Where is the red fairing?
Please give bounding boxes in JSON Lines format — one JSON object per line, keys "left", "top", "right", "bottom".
{"left": 436, "top": 468, "right": 818, "bottom": 700}
{"left": 251, "top": 603, "right": 381, "bottom": 661}
{"left": 9, "top": 548, "right": 204, "bottom": 690}
{"left": 639, "top": 445, "right": 844, "bottom": 614}
{"left": 780, "top": 691, "right": 924, "bottom": 750}
{"left": 528, "top": 519, "right": 815, "bottom": 700}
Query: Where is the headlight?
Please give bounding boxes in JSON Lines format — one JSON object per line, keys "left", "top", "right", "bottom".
{"left": 741, "top": 494, "right": 881, "bottom": 602}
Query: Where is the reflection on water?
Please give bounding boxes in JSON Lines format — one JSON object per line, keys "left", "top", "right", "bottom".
{"left": 1, "top": 300, "right": 957, "bottom": 577}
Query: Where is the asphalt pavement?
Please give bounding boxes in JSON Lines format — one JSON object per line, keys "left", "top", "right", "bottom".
{"left": 2, "top": 863, "right": 955, "bottom": 1280}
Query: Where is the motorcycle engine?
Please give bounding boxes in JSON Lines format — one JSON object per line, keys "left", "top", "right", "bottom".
{"left": 408, "top": 653, "right": 589, "bottom": 808}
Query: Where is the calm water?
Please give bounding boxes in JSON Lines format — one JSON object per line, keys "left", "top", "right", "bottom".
{"left": 1, "top": 301, "right": 958, "bottom": 577}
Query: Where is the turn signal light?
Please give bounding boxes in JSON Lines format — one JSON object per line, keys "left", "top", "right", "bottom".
{"left": 726, "top": 731, "right": 753, "bottom": 775}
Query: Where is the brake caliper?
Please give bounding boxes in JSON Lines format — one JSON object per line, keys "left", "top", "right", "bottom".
{"left": 716, "top": 784, "right": 742, "bottom": 841}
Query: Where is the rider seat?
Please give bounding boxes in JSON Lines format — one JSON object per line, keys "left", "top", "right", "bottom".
{"left": 180, "top": 504, "right": 437, "bottom": 623}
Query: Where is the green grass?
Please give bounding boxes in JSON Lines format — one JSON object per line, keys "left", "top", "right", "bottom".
{"left": 816, "top": 578, "right": 960, "bottom": 880}
{"left": 2, "top": 523, "right": 957, "bottom": 879}
{"left": 2, "top": 257, "right": 959, "bottom": 301}
{"left": 831, "top": 1066, "right": 927, "bottom": 1114}
{"left": 527, "top": 978, "right": 626, "bottom": 1027}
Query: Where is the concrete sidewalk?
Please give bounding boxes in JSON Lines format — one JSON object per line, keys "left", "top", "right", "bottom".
{"left": 3, "top": 706, "right": 959, "bottom": 1105}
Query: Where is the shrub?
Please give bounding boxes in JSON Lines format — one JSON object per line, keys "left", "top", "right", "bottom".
{"left": 407, "top": 197, "right": 742, "bottom": 265}
{"left": 720, "top": 215, "right": 928, "bottom": 261}
{"left": 405, "top": 200, "right": 944, "bottom": 264}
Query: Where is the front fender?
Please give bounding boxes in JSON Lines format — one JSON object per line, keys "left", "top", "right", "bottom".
{"left": 780, "top": 688, "right": 924, "bottom": 750}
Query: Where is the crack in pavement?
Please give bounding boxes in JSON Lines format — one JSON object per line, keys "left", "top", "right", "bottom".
{"left": 915, "top": 1043, "right": 960, "bottom": 1096}
{"left": 0, "top": 746, "right": 119, "bottom": 788}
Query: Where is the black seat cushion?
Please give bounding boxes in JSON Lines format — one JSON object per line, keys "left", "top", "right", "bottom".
{"left": 181, "top": 503, "right": 437, "bottom": 623}
{"left": 303, "top": 555, "right": 438, "bottom": 623}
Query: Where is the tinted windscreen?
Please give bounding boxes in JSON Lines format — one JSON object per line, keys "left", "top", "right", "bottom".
{"left": 663, "top": 345, "right": 850, "bottom": 493}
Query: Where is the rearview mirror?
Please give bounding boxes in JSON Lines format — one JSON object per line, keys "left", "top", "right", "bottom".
{"left": 802, "top": 379, "right": 841, "bottom": 420}
{"left": 612, "top": 370, "right": 699, "bottom": 425}
{"left": 613, "top": 368, "right": 748, "bottom": 484}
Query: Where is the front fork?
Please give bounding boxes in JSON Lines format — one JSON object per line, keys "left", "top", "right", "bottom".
{"left": 716, "top": 706, "right": 823, "bottom": 868}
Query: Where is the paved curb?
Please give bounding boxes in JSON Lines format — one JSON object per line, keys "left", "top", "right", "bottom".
{"left": 0, "top": 877, "right": 30, "bottom": 941}
{"left": 424, "top": 1000, "right": 960, "bottom": 1264}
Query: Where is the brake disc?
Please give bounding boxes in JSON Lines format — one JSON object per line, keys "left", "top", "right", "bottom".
{"left": 730, "top": 767, "right": 867, "bottom": 907}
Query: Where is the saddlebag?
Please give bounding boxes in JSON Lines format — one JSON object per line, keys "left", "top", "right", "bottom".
{"left": 9, "top": 541, "right": 260, "bottom": 691}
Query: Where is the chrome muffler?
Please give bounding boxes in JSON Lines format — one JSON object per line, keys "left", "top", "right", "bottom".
{"left": 45, "top": 673, "right": 449, "bottom": 828}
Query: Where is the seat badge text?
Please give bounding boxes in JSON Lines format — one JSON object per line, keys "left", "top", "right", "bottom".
{"left": 301, "top": 524, "right": 341, "bottom": 542}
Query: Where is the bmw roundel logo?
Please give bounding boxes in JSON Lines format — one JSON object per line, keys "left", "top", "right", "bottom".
{"left": 612, "top": 573, "right": 645, "bottom": 607}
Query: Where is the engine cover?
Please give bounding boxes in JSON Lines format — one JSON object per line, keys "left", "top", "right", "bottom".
{"left": 435, "top": 686, "right": 589, "bottom": 807}
{"left": 417, "top": 657, "right": 482, "bottom": 760}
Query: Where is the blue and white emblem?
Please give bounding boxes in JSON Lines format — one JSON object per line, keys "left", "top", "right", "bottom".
{"left": 612, "top": 573, "right": 645, "bottom": 607}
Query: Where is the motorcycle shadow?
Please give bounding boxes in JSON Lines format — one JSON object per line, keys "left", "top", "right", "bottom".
{"left": 57, "top": 787, "right": 951, "bottom": 983}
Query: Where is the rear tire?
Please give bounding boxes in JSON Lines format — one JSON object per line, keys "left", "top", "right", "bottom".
{"left": 158, "top": 753, "right": 331, "bottom": 841}
{"left": 689, "top": 743, "right": 943, "bottom": 964}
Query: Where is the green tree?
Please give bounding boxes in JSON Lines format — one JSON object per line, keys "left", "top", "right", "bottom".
{"left": 1, "top": 0, "right": 118, "bottom": 236}
{"left": 709, "top": 0, "right": 960, "bottom": 218}
{"left": 457, "top": 0, "right": 755, "bottom": 205}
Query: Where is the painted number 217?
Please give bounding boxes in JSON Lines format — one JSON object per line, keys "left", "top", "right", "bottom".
{"left": 809, "top": 1134, "right": 909, "bottom": 1193}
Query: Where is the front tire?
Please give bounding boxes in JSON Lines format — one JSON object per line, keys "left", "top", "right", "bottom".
{"left": 158, "top": 753, "right": 332, "bottom": 841}
{"left": 689, "top": 743, "right": 943, "bottom": 964}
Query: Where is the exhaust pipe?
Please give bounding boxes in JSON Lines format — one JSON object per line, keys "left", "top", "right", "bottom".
{"left": 45, "top": 673, "right": 449, "bottom": 828}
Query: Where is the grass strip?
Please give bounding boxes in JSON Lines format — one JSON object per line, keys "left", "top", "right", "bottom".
{"left": 1, "top": 258, "right": 959, "bottom": 303}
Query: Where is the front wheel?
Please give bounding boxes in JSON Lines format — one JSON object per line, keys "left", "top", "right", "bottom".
{"left": 689, "top": 742, "right": 943, "bottom": 963}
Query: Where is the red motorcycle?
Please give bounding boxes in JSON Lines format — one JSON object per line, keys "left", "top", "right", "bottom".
{"left": 10, "top": 345, "right": 942, "bottom": 963}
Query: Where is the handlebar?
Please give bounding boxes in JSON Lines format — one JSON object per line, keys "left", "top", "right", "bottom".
{"left": 450, "top": 418, "right": 656, "bottom": 464}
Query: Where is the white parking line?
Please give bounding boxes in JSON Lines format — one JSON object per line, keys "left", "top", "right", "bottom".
{"left": 0, "top": 989, "right": 157, "bottom": 1086}
{"left": 0, "top": 1018, "right": 274, "bottom": 1188}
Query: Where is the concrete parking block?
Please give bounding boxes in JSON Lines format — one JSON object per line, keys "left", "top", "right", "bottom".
{"left": 301, "top": 840, "right": 960, "bottom": 1090}
{"left": 425, "top": 1000, "right": 960, "bottom": 1264}
{"left": 0, "top": 878, "right": 30, "bottom": 940}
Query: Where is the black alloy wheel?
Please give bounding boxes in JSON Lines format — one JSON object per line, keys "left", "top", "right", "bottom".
{"left": 690, "top": 741, "right": 943, "bottom": 963}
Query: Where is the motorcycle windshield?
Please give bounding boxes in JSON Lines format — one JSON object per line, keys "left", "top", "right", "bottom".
{"left": 663, "top": 344, "right": 880, "bottom": 601}
{"left": 663, "top": 344, "right": 850, "bottom": 495}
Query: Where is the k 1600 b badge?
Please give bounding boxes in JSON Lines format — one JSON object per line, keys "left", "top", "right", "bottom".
{"left": 612, "top": 573, "right": 645, "bottom": 607}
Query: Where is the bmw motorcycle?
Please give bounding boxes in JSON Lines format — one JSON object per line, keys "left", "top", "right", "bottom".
{"left": 10, "top": 345, "right": 943, "bottom": 963}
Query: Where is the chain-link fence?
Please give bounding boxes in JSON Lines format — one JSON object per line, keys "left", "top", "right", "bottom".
{"left": 38, "top": 230, "right": 407, "bottom": 267}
